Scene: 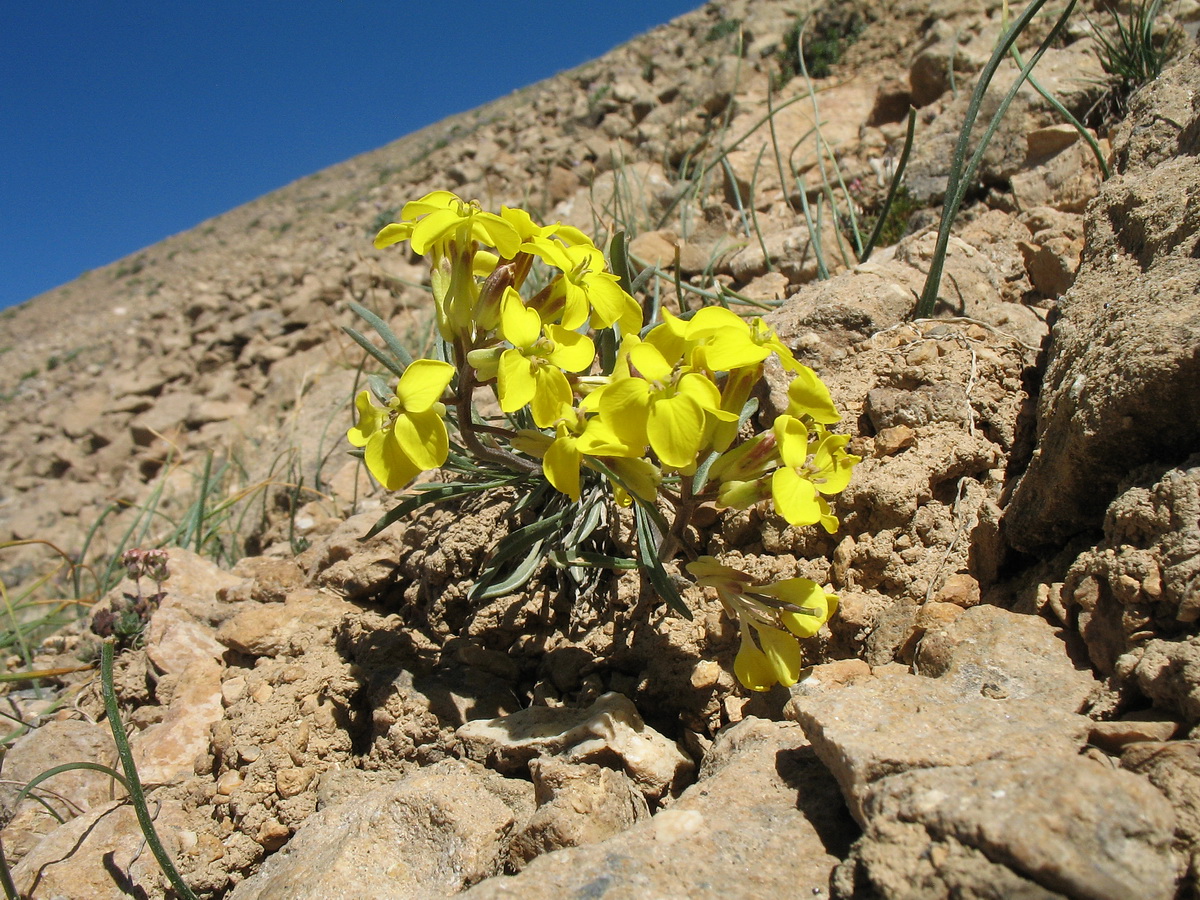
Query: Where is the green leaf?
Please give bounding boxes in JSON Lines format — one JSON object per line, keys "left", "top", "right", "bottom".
{"left": 364, "top": 479, "right": 518, "bottom": 539}
{"left": 549, "top": 551, "right": 638, "bottom": 570}
{"left": 470, "top": 510, "right": 566, "bottom": 600}
{"left": 342, "top": 325, "right": 406, "bottom": 379}
{"left": 475, "top": 539, "right": 546, "bottom": 599}
{"left": 609, "top": 231, "right": 633, "bottom": 296}
{"left": 348, "top": 301, "right": 414, "bottom": 370}
{"left": 633, "top": 503, "right": 692, "bottom": 619}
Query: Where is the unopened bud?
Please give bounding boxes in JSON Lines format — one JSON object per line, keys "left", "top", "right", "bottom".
{"left": 466, "top": 347, "right": 503, "bottom": 382}
{"left": 473, "top": 262, "right": 515, "bottom": 332}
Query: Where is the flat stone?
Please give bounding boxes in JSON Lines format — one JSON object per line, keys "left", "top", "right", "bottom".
{"left": 914, "top": 604, "right": 1097, "bottom": 712}
{"left": 786, "top": 671, "right": 1089, "bottom": 824}
{"left": 456, "top": 692, "right": 693, "bottom": 803}
{"left": 130, "top": 656, "right": 224, "bottom": 784}
{"left": 216, "top": 589, "right": 354, "bottom": 658}
{"left": 228, "top": 759, "right": 530, "bottom": 900}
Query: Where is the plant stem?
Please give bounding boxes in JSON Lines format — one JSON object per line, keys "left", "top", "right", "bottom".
{"left": 452, "top": 347, "right": 538, "bottom": 476}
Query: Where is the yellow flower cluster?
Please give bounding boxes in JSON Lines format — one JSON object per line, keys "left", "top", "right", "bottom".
{"left": 354, "top": 191, "right": 859, "bottom": 691}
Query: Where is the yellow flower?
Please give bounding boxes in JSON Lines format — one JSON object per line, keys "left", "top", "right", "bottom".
{"left": 496, "top": 288, "right": 595, "bottom": 428}
{"left": 735, "top": 621, "right": 803, "bottom": 692}
{"left": 786, "top": 366, "right": 841, "bottom": 424}
{"left": 513, "top": 413, "right": 660, "bottom": 506}
{"left": 522, "top": 236, "right": 643, "bottom": 333}
{"left": 376, "top": 190, "right": 521, "bottom": 259}
{"left": 770, "top": 415, "right": 860, "bottom": 531}
{"left": 593, "top": 338, "right": 737, "bottom": 470}
{"left": 348, "top": 359, "right": 455, "bottom": 491}
{"left": 684, "top": 307, "right": 801, "bottom": 373}
{"left": 687, "top": 556, "right": 838, "bottom": 692}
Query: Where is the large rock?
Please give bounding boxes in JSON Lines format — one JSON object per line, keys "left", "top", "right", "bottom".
{"left": 10, "top": 798, "right": 192, "bottom": 899}
{"left": 461, "top": 718, "right": 856, "bottom": 899}
{"left": 1061, "top": 455, "right": 1200, "bottom": 675}
{"left": 228, "top": 759, "right": 532, "bottom": 900}
{"left": 913, "top": 604, "right": 1097, "bottom": 713}
{"left": 1005, "top": 50, "right": 1200, "bottom": 552}
{"left": 841, "top": 755, "right": 1178, "bottom": 900}
{"left": 791, "top": 668, "right": 1179, "bottom": 899}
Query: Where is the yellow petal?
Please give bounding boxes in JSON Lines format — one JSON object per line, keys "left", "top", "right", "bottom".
{"left": 756, "top": 624, "right": 803, "bottom": 687}
{"left": 774, "top": 582, "right": 838, "bottom": 638}
{"left": 687, "top": 305, "right": 746, "bottom": 335}
{"left": 699, "top": 329, "right": 770, "bottom": 371}
{"left": 597, "top": 377, "right": 651, "bottom": 452}
{"left": 522, "top": 235, "right": 573, "bottom": 272}
{"left": 347, "top": 390, "right": 385, "bottom": 448}
{"left": 584, "top": 273, "right": 637, "bottom": 330}
{"left": 559, "top": 281, "right": 591, "bottom": 331}
{"left": 773, "top": 414, "right": 812, "bottom": 469}
{"left": 628, "top": 341, "right": 673, "bottom": 382}
{"left": 677, "top": 371, "right": 728, "bottom": 417}
{"left": 409, "top": 208, "right": 462, "bottom": 255}
{"left": 472, "top": 212, "right": 522, "bottom": 258}
{"left": 374, "top": 222, "right": 414, "bottom": 250}
{"left": 647, "top": 393, "right": 704, "bottom": 469}
{"left": 787, "top": 366, "right": 841, "bottom": 424}
{"left": 544, "top": 433, "right": 583, "bottom": 501}
{"left": 645, "top": 308, "right": 691, "bottom": 365}
{"left": 544, "top": 325, "right": 596, "bottom": 373}
{"left": 500, "top": 288, "right": 542, "bottom": 349}
{"left": 394, "top": 359, "right": 455, "bottom": 413}
{"left": 498, "top": 349, "right": 537, "bottom": 413}
{"left": 473, "top": 250, "right": 499, "bottom": 278}
{"left": 530, "top": 365, "right": 573, "bottom": 429}
{"left": 391, "top": 408, "right": 449, "bottom": 471}
{"left": 734, "top": 626, "right": 777, "bottom": 692}
{"left": 364, "top": 429, "right": 422, "bottom": 491}
{"left": 771, "top": 467, "right": 822, "bottom": 527}
{"left": 402, "top": 190, "right": 460, "bottom": 219}
{"left": 500, "top": 206, "right": 545, "bottom": 241}
{"left": 813, "top": 432, "right": 860, "bottom": 495}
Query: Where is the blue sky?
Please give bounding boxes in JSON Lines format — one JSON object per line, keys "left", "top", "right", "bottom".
{"left": 1, "top": 2, "right": 699, "bottom": 310}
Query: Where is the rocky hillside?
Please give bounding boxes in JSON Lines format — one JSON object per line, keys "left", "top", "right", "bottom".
{"left": 1, "top": 0, "right": 1200, "bottom": 897}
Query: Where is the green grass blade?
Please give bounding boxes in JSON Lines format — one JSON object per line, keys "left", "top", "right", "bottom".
{"left": 861, "top": 106, "right": 918, "bottom": 261}
{"left": 342, "top": 325, "right": 406, "bottom": 379}
{"left": 633, "top": 503, "right": 692, "bottom": 620}
{"left": 348, "top": 300, "right": 414, "bottom": 369}
{"left": 916, "top": 0, "right": 1065, "bottom": 318}
{"left": 101, "top": 641, "right": 199, "bottom": 900}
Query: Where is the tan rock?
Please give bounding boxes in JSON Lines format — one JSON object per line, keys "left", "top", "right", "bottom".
{"left": 131, "top": 656, "right": 224, "bottom": 784}
{"left": 216, "top": 589, "right": 354, "bottom": 658}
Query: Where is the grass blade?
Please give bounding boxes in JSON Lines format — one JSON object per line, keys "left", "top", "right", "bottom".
{"left": 101, "top": 640, "right": 199, "bottom": 900}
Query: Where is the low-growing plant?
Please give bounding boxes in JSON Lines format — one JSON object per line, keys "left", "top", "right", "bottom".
{"left": 348, "top": 191, "right": 861, "bottom": 691}
{"left": 777, "top": 3, "right": 867, "bottom": 84}
{"left": 89, "top": 548, "right": 170, "bottom": 650}
{"left": 1088, "top": 0, "right": 1183, "bottom": 122}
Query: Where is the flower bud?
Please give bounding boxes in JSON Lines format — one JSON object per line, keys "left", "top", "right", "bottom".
{"left": 466, "top": 347, "right": 503, "bottom": 381}
{"left": 473, "top": 262, "right": 515, "bottom": 333}
{"left": 716, "top": 477, "right": 770, "bottom": 510}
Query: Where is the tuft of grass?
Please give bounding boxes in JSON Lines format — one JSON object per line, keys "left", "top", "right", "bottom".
{"left": 861, "top": 183, "right": 919, "bottom": 252}
{"left": 1088, "top": 0, "right": 1183, "bottom": 121}
{"left": 778, "top": 2, "right": 867, "bottom": 84}
{"left": 705, "top": 18, "right": 743, "bottom": 43}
